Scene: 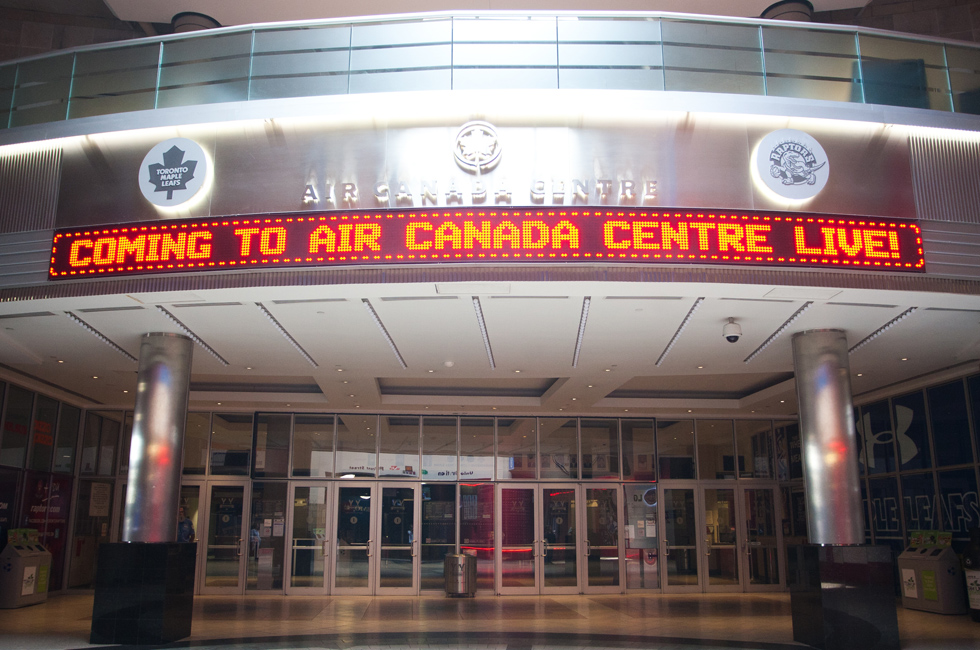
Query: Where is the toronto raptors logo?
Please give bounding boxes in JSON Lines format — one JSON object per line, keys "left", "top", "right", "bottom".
{"left": 755, "top": 129, "right": 829, "bottom": 200}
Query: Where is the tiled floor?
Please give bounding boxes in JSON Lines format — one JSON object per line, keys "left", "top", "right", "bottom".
{"left": 0, "top": 591, "right": 977, "bottom": 650}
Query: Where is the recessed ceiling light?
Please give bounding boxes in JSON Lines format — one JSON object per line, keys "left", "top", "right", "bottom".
{"left": 687, "top": 409, "right": 692, "bottom": 413}
{"left": 336, "top": 368, "right": 344, "bottom": 372}
{"left": 514, "top": 369, "right": 521, "bottom": 373}
{"left": 624, "top": 409, "right": 629, "bottom": 412}
{"left": 697, "top": 365, "right": 703, "bottom": 369}
{"left": 349, "top": 394, "right": 355, "bottom": 397}
{"left": 92, "top": 376, "right": 98, "bottom": 379}
{"left": 780, "top": 400, "right": 785, "bottom": 403}
{"left": 571, "top": 397, "right": 577, "bottom": 401}
{"left": 587, "top": 384, "right": 593, "bottom": 388}
{"left": 58, "top": 360, "right": 64, "bottom": 364}
{"left": 286, "top": 404, "right": 291, "bottom": 407}
{"left": 559, "top": 408, "right": 563, "bottom": 411}
{"left": 246, "top": 367, "right": 252, "bottom": 370}
{"left": 900, "top": 357, "right": 908, "bottom": 361}
{"left": 428, "top": 369, "right": 434, "bottom": 373}
{"left": 857, "top": 373, "right": 863, "bottom": 377}
{"left": 604, "top": 369, "right": 611, "bottom": 372}
{"left": 123, "top": 390, "right": 128, "bottom": 393}
{"left": 217, "top": 402, "right": 221, "bottom": 405}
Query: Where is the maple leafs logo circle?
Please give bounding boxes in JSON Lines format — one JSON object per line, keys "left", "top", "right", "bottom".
{"left": 453, "top": 121, "right": 501, "bottom": 174}
{"left": 139, "top": 138, "right": 209, "bottom": 208}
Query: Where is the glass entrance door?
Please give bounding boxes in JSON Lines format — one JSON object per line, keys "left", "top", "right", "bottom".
{"left": 285, "top": 483, "right": 332, "bottom": 595}
{"left": 661, "top": 486, "right": 700, "bottom": 592}
{"left": 739, "top": 485, "right": 783, "bottom": 591}
{"left": 582, "top": 485, "right": 623, "bottom": 593}
{"left": 201, "top": 481, "right": 249, "bottom": 594}
{"left": 541, "top": 484, "right": 579, "bottom": 593}
{"left": 331, "top": 482, "right": 420, "bottom": 595}
{"left": 701, "top": 485, "right": 740, "bottom": 592}
{"left": 497, "top": 484, "right": 538, "bottom": 594}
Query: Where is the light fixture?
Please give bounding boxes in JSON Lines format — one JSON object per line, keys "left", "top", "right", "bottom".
{"left": 92, "top": 375, "right": 98, "bottom": 379}
{"left": 572, "top": 296, "right": 591, "bottom": 367}
{"left": 472, "top": 296, "right": 495, "bottom": 369}
{"left": 901, "top": 357, "right": 908, "bottom": 361}
{"left": 337, "top": 368, "right": 344, "bottom": 372}
{"left": 514, "top": 369, "right": 521, "bottom": 373}
{"left": 66, "top": 312, "right": 137, "bottom": 363}
{"left": 362, "top": 299, "right": 408, "bottom": 369}
{"left": 857, "top": 373, "right": 863, "bottom": 377}
{"left": 697, "top": 365, "right": 703, "bottom": 369}
{"left": 57, "top": 360, "right": 64, "bottom": 364}
{"left": 656, "top": 297, "right": 704, "bottom": 366}
{"left": 428, "top": 369, "right": 434, "bottom": 373}
{"left": 587, "top": 384, "right": 593, "bottom": 388}
{"left": 848, "top": 307, "right": 918, "bottom": 354}
{"left": 156, "top": 306, "right": 228, "bottom": 366}
{"left": 256, "top": 302, "right": 318, "bottom": 367}
{"left": 744, "top": 301, "right": 814, "bottom": 363}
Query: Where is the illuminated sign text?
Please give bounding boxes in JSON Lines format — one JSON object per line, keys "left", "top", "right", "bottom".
{"left": 49, "top": 208, "right": 924, "bottom": 280}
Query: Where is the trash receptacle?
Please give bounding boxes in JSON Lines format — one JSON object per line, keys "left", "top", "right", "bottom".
{"left": 0, "top": 529, "right": 52, "bottom": 609}
{"left": 898, "top": 544, "right": 967, "bottom": 614}
{"left": 444, "top": 553, "right": 476, "bottom": 597}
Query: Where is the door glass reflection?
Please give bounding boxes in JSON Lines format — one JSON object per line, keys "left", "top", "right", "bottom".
{"left": 704, "top": 488, "right": 739, "bottom": 586}
{"left": 247, "top": 482, "right": 287, "bottom": 591}
{"left": 542, "top": 487, "right": 577, "bottom": 588}
{"left": 460, "top": 483, "right": 494, "bottom": 591}
{"left": 585, "top": 487, "right": 619, "bottom": 587}
{"left": 421, "top": 483, "right": 455, "bottom": 590}
{"left": 744, "top": 488, "right": 780, "bottom": 585}
{"left": 624, "top": 484, "right": 659, "bottom": 589}
{"left": 379, "top": 486, "right": 415, "bottom": 588}
{"left": 335, "top": 486, "right": 372, "bottom": 588}
{"left": 290, "top": 486, "right": 327, "bottom": 588}
{"left": 205, "top": 485, "right": 244, "bottom": 587}
{"left": 500, "top": 487, "right": 535, "bottom": 587}
{"left": 664, "top": 488, "right": 698, "bottom": 586}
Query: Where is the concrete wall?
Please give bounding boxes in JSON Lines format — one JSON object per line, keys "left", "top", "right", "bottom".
{"left": 0, "top": 7, "right": 142, "bottom": 62}
{"left": 815, "top": 0, "right": 980, "bottom": 43}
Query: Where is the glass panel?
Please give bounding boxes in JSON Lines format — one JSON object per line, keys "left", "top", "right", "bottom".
{"left": 460, "top": 417, "right": 493, "bottom": 480}
{"left": 380, "top": 485, "right": 415, "bottom": 588}
{"left": 0, "top": 467, "right": 18, "bottom": 535}
{"left": 892, "top": 391, "right": 932, "bottom": 470}
{"left": 69, "top": 44, "right": 159, "bottom": 119}
{"left": 581, "top": 419, "right": 618, "bottom": 480}
{"left": 24, "top": 473, "right": 71, "bottom": 589}
{"left": 292, "top": 414, "right": 334, "bottom": 477}
{"left": 453, "top": 68, "right": 557, "bottom": 91}
{"left": 335, "top": 485, "right": 372, "bottom": 588}
{"left": 664, "top": 488, "right": 698, "bottom": 586}
{"left": 496, "top": 418, "right": 536, "bottom": 480}
{"left": 1, "top": 385, "right": 33, "bottom": 468}
{"left": 868, "top": 477, "right": 903, "bottom": 544}
{"left": 158, "top": 33, "right": 251, "bottom": 108}
{"left": 53, "top": 404, "right": 80, "bottom": 474}
{"left": 422, "top": 417, "right": 456, "bottom": 481}
{"left": 29, "top": 396, "right": 58, "bottom": 472}
{"left": 254, "top": 413, "right": 290, "bottom": 478}
{"left": 928, "top": 381, "right": 972, "bottom": 467}
{"left": 352, "top": 19, "right": 452, "bottom": 47}
{"left": 118, "top": 413, "right": 133, "bottom": 475}
{"left": 421, "top": 483, "right": 456, "bottom": 590}
{"left": 0, "top": 65, "right": 14, "bottom": 127}
{"left": 453, "top": 17, "right": 556, "bottom": 42}
{"left": 972, "top": 375, "right": 980, "bottom": 456}
{"left": 585, "top": 487, "right": 619, "bottom": 587}
{"left": 539, "top": 418, "right": 578, "bottom": 479}
{"left": 97, "top": 413, "right": 120, "bottom": 476}
{"left": 10, "top": 55, "right": 72, "bottom": 127}
{"left": 704, "top": 488, "right": 738, "bottom": 586}
{"left": 350, "top": 68, "right": 452, "bottom": 94}
{"left": 663, "top": 20, "right": 761, "bottom": 48}
{"left": 178, "top": 485, "right": 199, "bottom": 543}
{"left": 946, "top": 45, "right": 980, "bottom": 115}
{"left": 775, "top": 421, "right": 803, "bottom": 481}
{"left": 624, "top": 483, "right": 659, "bottom": 589}
{"left": 559, "top": 68, "right": 665, "bottom": 91}
{"left": 337, "top": 414, "right": 377, "bottom": 478}
{"left": 205, "top": 485, "right": 244, "bottom": 588}
{"left": 938, "top": 468, "right": 980, "bottom": 552}
{"left": 622, "top": 419, "right": 656, "bottom": 481}
{"left": 351, "top": 44, "right": 452, "bottom": 72}
{"left": 558, "top": 17, "right": 662, "bottom": 43}
{"left": 743, "top": 488, "right": 779, "bottom": 585}
{"left": 859, "top": 401, "right": 896, "bottom": 474}
{"left": 380, "top": 415, "right": 419, "bottom": 478}
{"left": 658, "top": 419, "right": 696, "bottom": 479}
{"left": 79, "top": 411, "right": 99, "bottom": 475}
{"left": 67, "top": 479, "right": 114, "bottom": 588}
{"left": 291, "top": 485, "right": 328, "bottom": 588}
{"left": 697, "top": 420, "right": 735, "bottom": 480}
{"left": 210, "top": 413, "right": 253, "bottom": 476}
{"left": 183, "top": 413, "right": 210, "bottom": 475}
{"left": 558, "top": 43, "right": 664, "bottom": 68}
{"left": 247, "top": 481, "right": 287, "bottom": 591}
{"left": 859, "top": 35, "right": 950, "bottom": 111}
{"left": 500, "top": 487, "right": 535, "bottom": 587}
{"left": 763, "top": 26, "right": 858, "bottom": 55}
{"left": 460, "top": 483, "right": 494, "bottom": 591}
{"left": 250, "top": 26, "right": 351, "bottom": 100}
{"left": 454, "top": 43, "right": 556, "bottom": 67}
{"left": 902, "top": 472, "right": 938, "bottom": 533}
{"left": 542, "top": 486, "right": 577, "bottom": 588}
{"left": 735, "top": 420, "right": 773, "bottom": 479}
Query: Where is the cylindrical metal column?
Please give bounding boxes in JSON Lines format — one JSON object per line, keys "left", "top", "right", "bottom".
{"left": 123, "top": 333, "right": 194, "bottom": 543}
{"left": 792, "top": 329, "right": 864, "bottom": 546}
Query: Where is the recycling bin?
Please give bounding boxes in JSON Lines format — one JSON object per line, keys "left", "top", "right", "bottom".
{"left": 444, "top": 553, "right": 477, "bottom": 597}
{"left": 897, "top": 545, "right": 967, "bottom": 614}
{"left": 0, "top": 539, "right": 52, "bottom": 608}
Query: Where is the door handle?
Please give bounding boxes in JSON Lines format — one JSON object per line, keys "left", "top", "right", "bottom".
{"left": 533, "top": 540, "right": 541, "bottom": 557}
{"left": 584, "top": 540, "right": 591, "bottom": 557}
{"left": 411, "top": 540, "right": 418, "bottom": 557}
{"left": 705, "top": 537, "right": 711, "bottom": 556}
{"left": 664, "top": 539, "right": 670, "bottom": 556}
{"left": 366, "top": 539, "right": 373, "bottom": 557}
{"left": 323, "top": 540, "right": 330, "bottom": 557}
{"left": 542, "top": 540, "right": 550, "bottom": 558}
{"left": 236, "top": 538, "right": 244, "bottom": 557}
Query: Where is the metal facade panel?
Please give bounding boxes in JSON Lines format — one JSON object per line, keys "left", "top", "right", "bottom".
{"left": 920, "top": 220, "right": 980, "bottom": 280}
{"left": 910, "top": 133, "right": 980, "bottom": 224}
{"left": 0, "top": 146, "right": 61, "bottom": 234}
{"left": 0, "top": 229, "right": 56, "bottom": 288}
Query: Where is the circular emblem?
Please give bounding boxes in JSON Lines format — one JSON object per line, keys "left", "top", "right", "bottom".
{"left": 755, "top": 129, "right": 829, "bottom": 200}
{"left": 643, "top": 488, "right": 657, "bottom": 507}
{"left": 139, "top": 138, "right": 209, "bottom": 207}
{"left": 453, "top": 121, "right": 501, "bottom": 174}
{"left": 350, "top": 516, "right": 358, "bottom": 525}
{"left": 394, "top": 516, "right": 402, "bottom": 525}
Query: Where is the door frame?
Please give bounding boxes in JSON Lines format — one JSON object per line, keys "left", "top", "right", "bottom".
{"left": 284, "top": 481, "right": 333, "bottom": 595}
{"left": 736, "top": 482, "right": 785, "bottom": 592}
{"left": 580, "top": 483, "right": 625, "bottom": 594}
{"left": 198, "top": 478, "right": 252, "bottom": 595}
{"left": 495, "top": 482, "right": 540, "bottom": 595}
{"left": 699, "top": 481, "right": 742, "bottom": 593}
{"left": 374, "top": 481, "right": 421, "bottom": 596}
{"left": 659, "top": 481, "right": 702, "bottom": 593}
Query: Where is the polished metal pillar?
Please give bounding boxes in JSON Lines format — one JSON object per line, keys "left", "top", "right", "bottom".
{"left": 791, "top": 329, "right": 864, "bottom": 545}
{"left": 123, "top": 333, "right": 193, "bottom": 542}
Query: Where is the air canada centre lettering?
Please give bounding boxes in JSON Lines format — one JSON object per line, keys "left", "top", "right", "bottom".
{"left": 49, "top": 208, "right": 924, "bottom": 279}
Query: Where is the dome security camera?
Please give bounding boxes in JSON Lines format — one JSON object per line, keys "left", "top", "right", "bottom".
{"left": 723, "top": 317, "right": 742, "bottom": 343}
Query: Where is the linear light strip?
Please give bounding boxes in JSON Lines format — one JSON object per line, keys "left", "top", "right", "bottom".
{"left": 473, "top": 296, "right": 496, "bottom": 369}
{"left": 255, "top": 303, "right": 318, "bottom": 368}
{"left": 155, "top": 305, "right": 229, "bottom": 366}
{"left": 572, "top": 296, "right": 591, "bottom": 368}
{"left": 743, "top": 301, "right": 814, "bottom": 364}
{"left": 65, "top": 312, "right": 137, "bottom": 363}
{"left": 362, "top": 299, "right": 407, "bottom": 369}
{"left": 848, "top": 306, "right": 919, "bottom": 354}
{"left": 656, "top": 297, "right": 704, "bottom": 367}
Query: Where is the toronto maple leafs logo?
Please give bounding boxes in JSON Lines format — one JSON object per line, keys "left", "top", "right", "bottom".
{"left": 453, "top": 121, "right": 502, "bottom": 173}
{"left": 138, "top": 138, "right": 210, "bottom": 208}
{"left": 148, "top": 145, "right": 198, "bottom": 200}
{"left": 755, "top": 129, "right": 829, "bottom": 201}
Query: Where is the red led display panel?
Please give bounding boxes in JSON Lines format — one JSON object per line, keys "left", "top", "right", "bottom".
{"left": 49, "top": 208, "right": 925, "bottom": 280}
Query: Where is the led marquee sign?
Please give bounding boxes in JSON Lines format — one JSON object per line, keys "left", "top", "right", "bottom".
{"left": 49, "top": 208, "right": 924, "bottom": 280}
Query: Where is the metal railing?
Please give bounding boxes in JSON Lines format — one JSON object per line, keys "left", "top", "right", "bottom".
{"left": 2, "top": 11, "right": 979, "bottom": 131}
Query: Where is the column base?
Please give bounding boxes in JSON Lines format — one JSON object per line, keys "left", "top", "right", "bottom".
{"left": 90, "top": 542, "right": 196, "bottom": 645}
{"left": 789, "top": 544, "right": 899, "bottom": 650}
